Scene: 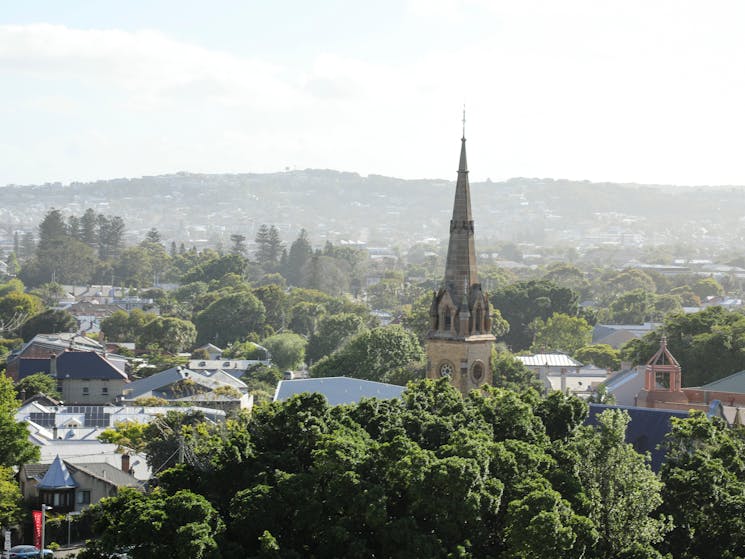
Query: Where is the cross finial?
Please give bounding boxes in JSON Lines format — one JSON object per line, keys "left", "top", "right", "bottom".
{"left": 462, "top": 105, "right": 466, "bottom": 139}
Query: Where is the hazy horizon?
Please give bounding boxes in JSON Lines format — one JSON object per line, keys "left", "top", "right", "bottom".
{"left": 3, "top": 1, "right": 745, "bottom": 187}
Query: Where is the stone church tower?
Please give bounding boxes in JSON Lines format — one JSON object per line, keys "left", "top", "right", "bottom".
{"left": 426, "top": 125, "right": 495, "bottom": 393}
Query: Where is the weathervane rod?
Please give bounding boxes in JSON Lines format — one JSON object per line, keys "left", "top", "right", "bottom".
{"left": 462, "top": 105, "right": 466, "bottom": 139}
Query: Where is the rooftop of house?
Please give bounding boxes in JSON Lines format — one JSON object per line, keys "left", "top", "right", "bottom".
{"left": 24, "top": 458, "right": 141, "bottom": 489}
{"left": 18, "top": 351, "right": 128, "bottom": 382}
{"left": 274, "top": 376, "right": 405, "bottom": 406}
{"left": 697, "top": 370, "right": 745, "bottom": 394}
{"left": 123, "top": 366, "right": 247, "bottom": 400}
{"left": 517, "top": 353, "right": 583, "bottom": 368}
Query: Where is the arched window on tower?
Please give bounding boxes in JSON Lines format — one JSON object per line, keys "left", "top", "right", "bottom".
{"left": 474, "top": 307, "right": 483, "bottom": 333}
{"left": 444, "top": 307, "right": 452, "bottom": 331}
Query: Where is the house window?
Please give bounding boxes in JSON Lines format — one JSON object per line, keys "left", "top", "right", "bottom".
{"left": 77, "top": 490, "right": 90, "bottom": 505}
{"left": 82, "top": 387, "right": 89, "bottom": 396}
{"left": 101, "top": 387, "right": 109, "bottom": 395}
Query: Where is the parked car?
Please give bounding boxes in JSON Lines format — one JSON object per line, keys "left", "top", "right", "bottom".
{"left": 9, "top": 545, "right": 54, "bottom": 558}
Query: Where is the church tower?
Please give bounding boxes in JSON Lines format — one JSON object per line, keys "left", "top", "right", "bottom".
{"left": 426, "top": 118, "right": 495, "bottom": 393}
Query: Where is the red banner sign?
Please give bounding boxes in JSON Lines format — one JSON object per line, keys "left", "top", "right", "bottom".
{"left": 32, "top": 509, "right": 42, "bottom": 549}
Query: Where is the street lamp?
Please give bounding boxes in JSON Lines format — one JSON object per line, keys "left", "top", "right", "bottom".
{"left": 40, "top": 504, "right": 52, "bottom": 558}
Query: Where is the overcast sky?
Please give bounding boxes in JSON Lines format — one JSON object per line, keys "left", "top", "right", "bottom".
{"left": 2, "top": 0, "right": 745, "bottom": 186}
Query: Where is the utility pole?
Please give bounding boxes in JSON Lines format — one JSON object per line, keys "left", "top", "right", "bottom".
{"left": 40, "top": 504, "right": 52, "bottom": 557}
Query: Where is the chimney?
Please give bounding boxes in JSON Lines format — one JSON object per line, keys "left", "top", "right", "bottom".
{"left": 50, "top": 354, "right": 58, "bottom": 378}
{"left": 53, "top": 426, "right": 58, "bottom": 440}
{"left": 121, "top": 453, "right": 131, "bottom": 473}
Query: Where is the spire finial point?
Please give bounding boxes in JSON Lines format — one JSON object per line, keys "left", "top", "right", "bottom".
{"left": 462, "top": 105, "right": 466, "bottom": 140}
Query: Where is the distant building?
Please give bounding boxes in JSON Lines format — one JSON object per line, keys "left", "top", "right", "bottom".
{"left": 517, "top": 353, "right": 608, "bottom": 397}
{"left": 592, "top": 322, "right": 660, "bottom": 349}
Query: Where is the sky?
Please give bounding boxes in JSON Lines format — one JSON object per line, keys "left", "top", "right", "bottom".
{"left": 2, "top": 0, "right": 745, "bottom": 186}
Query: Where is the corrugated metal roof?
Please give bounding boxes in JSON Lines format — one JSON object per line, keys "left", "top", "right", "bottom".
{"left": 274, "top": 377, "right": 405, "bottom": 406}
{"left": 699, "top": 370, "right": 745, "bottom": 393}
{"left": 517, "top": 354, "right": 583, "bottom": 367}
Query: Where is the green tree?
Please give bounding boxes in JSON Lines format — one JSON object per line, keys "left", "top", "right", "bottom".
{"left": 101, "top": 309, "right": 158, "bottom": 343}
{"left": 0, "top": 291, "right": 43, "bottom": 330}
{"left": 0, "top": 374, "right": 39, "bottom": 468}
{"left": 659, "top": 413, "right": 745, "bottom": 559}
{"left": 284, "top": 229, "right": 312, "bottom": 286}
{"left": 691, "top": 277, "right": 724, "bottom": 300}
{"left": 262, "top": 333, "right": 307, "bottom": 370}
{"left": 195, "top": 292, "right": 266, "bottom": 345}
{"left": 140, "top": 317, "right": 197, "bottom": 354}
{"left": 574, "top": 344, "right": 621, "bottom": 371}
{"left": 306, "top": 313, "right": 366, "bottom": 363}
{"left": 252, "top": 284, "right": 289, "bottom": 332}
{"left": 230, "top": 234, "right": 247, "bottom": 256}
{"left": 492, "top": 348, "right": 543, "bottom": 393}
{"left": 15, "top": 372, "right": 61, "bottom": 400}
{"left": 567, "top": 410, "right": 670, "bottom": 558}
{"left": 530, "top": 312, "right": 592, "bottom": 354}
{"left": 0, "top": 466, "right": 22, "bottom": 527}
{"left": 491, "top": 280, "right": 578, "bottom": 351}
{"left": 82, "top": 488, "right": 223, "bottom": 559}
{"left": 604, "top": 289, "right": 656, "bottom": 324}
{"left": 311, "top": 325, "right": 424, "bottom": 384}
{"left": 19, "top": 309, "right": 77, "bottom": 341}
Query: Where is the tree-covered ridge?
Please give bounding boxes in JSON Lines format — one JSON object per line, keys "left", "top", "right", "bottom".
{"left": 80, "top": 380, "right": 674, "bottom": 559}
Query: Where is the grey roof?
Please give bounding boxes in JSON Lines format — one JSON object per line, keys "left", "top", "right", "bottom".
{"left": 124, "top": 367, "right": 245, "bottom": 400}
{"left": 124, "top": 367, "right": 193, "bottom": 398}
{"left": 274, "top": 377, "right": 405, "bottom": 406}
{"left": 37, "top": 455, "right": 78, "bottom": 489}
{"left": 699, "top": 370, "right": 745, "bottom": 393}
{"left": 517, "top": 353, "right": 583, "bottom": 368}
{"left": 69, "top": 462, "right": 141, "bottom": 488}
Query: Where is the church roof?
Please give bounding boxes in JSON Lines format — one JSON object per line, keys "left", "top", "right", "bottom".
{"left": 37, "top": 455, "right": 78, "bottom": 489}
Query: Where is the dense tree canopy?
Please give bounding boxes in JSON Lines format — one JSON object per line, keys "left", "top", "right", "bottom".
{"left": 310, "top": 325, "right": 424, "bottom": 384}
{"left": 195, "top": 292, "right": 266, "bottom": 345}
{"left": 491, "top": 280, "right": 578, "bottom": 351}
{"left": 81, "top": 379, "right": 676, "bottom": 559}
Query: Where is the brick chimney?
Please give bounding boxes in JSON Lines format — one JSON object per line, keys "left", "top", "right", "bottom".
{"left": 121, "top": 453, "right": 131, "bottom": 473}
{"left": 50, "top": 354, "right": 58, "bottom": 378}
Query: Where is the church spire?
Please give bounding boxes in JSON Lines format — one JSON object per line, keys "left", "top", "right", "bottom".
{"left": 443, "top": 113, "right": 478, "bottom": 306}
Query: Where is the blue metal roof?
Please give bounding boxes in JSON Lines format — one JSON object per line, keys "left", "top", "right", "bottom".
{"left": 19, "top": 351, "right": 127, "bottom": 381}
{"left": 586, "top": 404, "right": 690, "bottom": 471}
{"left": 37, "top": 455, "right": 78, "bottom": 489}
{"left": 274, "top": 377, "right": 405, "bottom": 406}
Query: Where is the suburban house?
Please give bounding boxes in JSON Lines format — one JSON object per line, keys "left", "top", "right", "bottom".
{"left": 61, "top": 301, "right": 125, "bottom": 335}
{"left": 6, "top": 333, "right": 127, "bottom": 381}
{"left": 274, "top": 377, "right": 406, "bottom": 406}
{"left": 591, "top": 322, "right": 660, "bottom": 349}
{"left": 516, "top": 353, "right": 608, "bottom": 397}
{"left": 192, "top": 343, "right": 223, "bottom": 360}
{"left": 188, "top": 356, "right": 270, "bottom": 376}
{"left": 19, "top": 455, "right": 141, "bottom": 513}
{"left": 121, "top": 366, "right": 252, "bottom": 411}
{"left": 16, "top": 350, "right": 129, "bottom": 405}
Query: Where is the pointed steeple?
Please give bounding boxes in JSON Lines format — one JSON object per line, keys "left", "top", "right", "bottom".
{"left": 443, "top": 110, "right": 478, "bottom": 306}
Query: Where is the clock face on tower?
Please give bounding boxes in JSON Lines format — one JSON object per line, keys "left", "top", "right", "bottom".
{"left": 439, "top": 362, "right": 454, "bottom": 377}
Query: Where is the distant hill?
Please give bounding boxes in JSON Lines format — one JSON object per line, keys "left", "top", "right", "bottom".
{"left": 1, "top": 171, "right": 744, "bottom": 253}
